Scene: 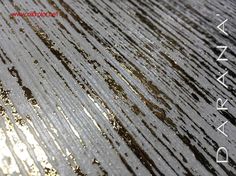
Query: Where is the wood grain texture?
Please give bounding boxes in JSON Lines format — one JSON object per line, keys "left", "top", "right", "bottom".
{"left": 0, "top": 0, "right": 235, "bottom": 175}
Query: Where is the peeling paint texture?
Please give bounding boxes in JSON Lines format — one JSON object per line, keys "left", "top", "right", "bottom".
{"left": 0, "top": 0, "right": 236, "bottom": 175}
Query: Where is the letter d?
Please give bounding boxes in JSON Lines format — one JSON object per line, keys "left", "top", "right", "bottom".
{"left": 216, "top": 147, "right": 228, "bottom": 163}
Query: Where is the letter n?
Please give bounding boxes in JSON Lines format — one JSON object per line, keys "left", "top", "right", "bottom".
{"left": 216, "top": 46, "right": 228, "bottom": 61}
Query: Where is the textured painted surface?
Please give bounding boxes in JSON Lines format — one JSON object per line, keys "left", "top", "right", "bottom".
{"left": 0, "top": 0, "right": 235, "bottom": 175}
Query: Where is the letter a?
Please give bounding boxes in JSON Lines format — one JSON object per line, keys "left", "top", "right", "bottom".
{"left": 217, "top": 71, "right": 228, "bottom": 88}
{"left": 217, "top": 121, "right": 228, "bottom": 137}
{"left": 217, "top": 19, "right": 228, "bottom": 36}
